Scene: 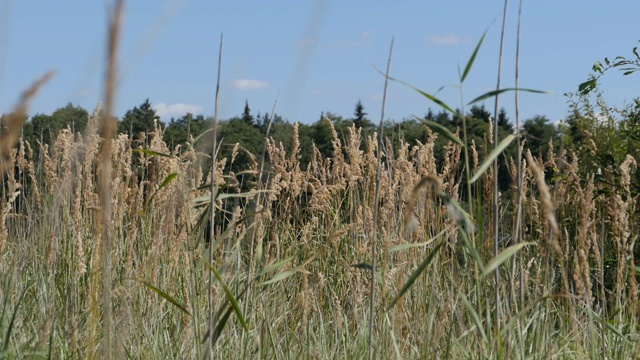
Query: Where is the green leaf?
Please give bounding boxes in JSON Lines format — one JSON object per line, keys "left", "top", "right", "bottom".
{"left": 413, "top": 88, "right": 459, "bottom": 116}
{"left": 136, "top": 279, "right": 190, "bottom": 315}
{"left": 143, "top": 173, "right": 180, "bottom": 212}
{"left": 390, "top": 240, "right": 437, "bottom": 252}
{"left": 192, "top": 190, "right": 270, "bottom": 206}
{"left": 211, "top": 306, "right": 234, "bottom": 346}
{"left": 585, "top": 309, "right": 629, "bottom": 342}
{"left": 481, "top": 242, "right": 534, "bottom": 277}
{"left": 205, "top": 263, "right": 249, "bottom": 331}
{"left": 578, "top": 79, "right": 597, "bottom": 95}
{"left": 158, "top": 173, "right": 179, "bottom": 189}
{"left": 387, "top": 242, "right": 443, "bottom": 311}
{"left": 470, "top": 134, "right": 516, "bottom": 183}
{"left": 262, "top": 257, "right": 314, "bottom": 285}
{"left": 2, "top": 281, "right": 31, "bottom": 353}
{"left": 468, "top": 88, "right": 549, "bottom": 105}
{"left": 351, "top": 263, "right": 372, "bottom": 271}
{"left": 592, "top": 61, "right": 604, "bottom": 74}
{"left": 460, "top": 293, "right": 488, "bottom": 343}
{"left": 133, "top": 148, "right": 175, "bottom": 158}
{"left": 374, "top": 67, "right": 458, "bottom": 116}
{"left": 256, "top": 256, "right": 294, "bottom": 278}
{"left": 351, "top": 263, "right": 384, "bottom": 286}
{"left": 461, "top": 30, "right": 488, "bottom": 83}
{"left": 457, "top": 223, "right": 485, "bottom": 271}
{"left": 190, "top": 127, "right": 215, "bottom": 147}
{"left": 415, "top": 116, "right": 465, "bottom": 148}
{"left": 440, "top": 193, "right": 476, "bottom": 237}
{"left": 390, "top": 228, "right": 447, "bottom": 253}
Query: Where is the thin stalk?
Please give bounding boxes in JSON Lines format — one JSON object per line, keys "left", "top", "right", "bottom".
{"left": 459, "top": 65, "right": 480, "bottom": 312}
{"left": 208, "top": 32, "right": 223, "bottom": 360}
{"left": 98, "top": 1, "right": 123, "bottom": 358}
{"left": 242, "top": 91, "right": 280, "bottom": 356}
{"left": 513, "top": 0, "right": 525, "bottom": 356}
{"left": 493, "top": 0, "right": 509, "bottom": 332}
{"left": 513, "top": 0, "right": 524, "bottom": 307}
{"left": 369, "top": 36, "right": 394, "bottom": 360}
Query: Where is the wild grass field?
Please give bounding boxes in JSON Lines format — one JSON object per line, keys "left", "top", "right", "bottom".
{"left": 1, "top": 2, "right": 640, "bottom": 359}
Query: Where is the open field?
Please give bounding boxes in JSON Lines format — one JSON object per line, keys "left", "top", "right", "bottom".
{"left": 1, "top": 107, "right": 639, "bottom": 358}
{"left": 1, "top": 2, "right": 640, "bottom": 359}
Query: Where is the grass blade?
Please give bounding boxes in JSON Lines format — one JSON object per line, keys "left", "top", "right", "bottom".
{"left": 482, "top": 242, "right": 534, "bottom": 277}
{"left": 262, "top": 256, "right": 314, "bottom": 286}
{"left": 374, "top": 67, "right": 459, "bottom": 116}
{"left": 256, "top": 256, "right": 294, "bottom": 278}
{"left": 133, "top": 148, "right": 175, "bottom": 158}
{"left": 410, "top": 87, "right": 458, "bottom": 116}
{"left": 415, "top": 116, "right": 465, "bottom": 148}
{"left": 211, "top": 306, "right": 234, "bottom": 346}
{"left": 136, "top": 279, "right": 190, "bottom": 315}
{"left": 192, "top": 190, "right": 271, "bottom": 206}
{"left": 1, "top": 282, "right": 31, "bottom": 353}
{"left": 470, "top": 134, "right": 516, "bottom": 183}
{"left": 143, "top": 172, "right": 180, "bottom": 211}
{"left": 468, "top": 88, "right": 548, "bottom": 105}
{"left": 457, "top": 224, "right": 485, "bottom": 271}
{"left": 204, "top": 262, "right": 249, "bottom": 331}
{"left": 461, "top": 30, "right": 488, "bottom": 83}
{"left": 158, "top": 173, "right": 179, "bottom": 189}
{"left": 460, "top": 293, "right": 488, "bottom": 343}
{"left": 585, "top": 308, "right": 630, "bottom": 342}
{"left": 386, "top": 242, "right": 443, "bottom": 311}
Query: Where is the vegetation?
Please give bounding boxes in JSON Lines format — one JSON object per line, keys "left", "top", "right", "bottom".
{"left": 1, "top": 4, "right": 639, "bottom": 360}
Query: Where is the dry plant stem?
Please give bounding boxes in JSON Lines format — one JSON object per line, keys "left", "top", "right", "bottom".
{"left": 513, "top": 0, "right": 527, "bottom": 356}
{"left": 512, "top": 1, "right": 526, "bottom": 356}
{"left": 97, "top": 1, "right": 124, "bottom": 358}
{"left": 513, "top": 0, "right": 525, "bottom": 307}
{"left": 208, "top": 32, "right": 223, "bottom": 359}
{"left": 243, "top": 91, "right": 280, "bottom": 346}
{"left": 369, "top": 36, "right": 394, "bottom": 360}
{"left": 0, "top": 71, "right": 54, "bottom": 175}
{"left": 493, "top": 0, "right": 509, "bottom": 331}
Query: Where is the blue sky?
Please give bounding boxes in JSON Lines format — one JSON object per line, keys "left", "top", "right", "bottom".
{"left": 1, "top": 1, "right": 638, "bottom": 126}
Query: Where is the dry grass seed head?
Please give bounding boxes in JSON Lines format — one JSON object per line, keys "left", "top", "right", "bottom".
{"left": 403, "top": 175, "right": 443, "bottom": 231}
{"left": 0, "top": 71, "right": 54, "bottom": 174}
{"left": 525, "top": 150, "right": 562, "bottom": 258}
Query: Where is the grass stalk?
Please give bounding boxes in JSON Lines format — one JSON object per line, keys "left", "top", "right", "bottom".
{"left": 369, "top": 36, "right": 394, "bottom": 360}
{"left": 493, "top": 0, "right": 510, "bottom": 333}
{"left": 207, "top": 32, "right": 224, "bottom": 359}
{"left": 513, "top": 0, "right": 525, "bottom": 356}
{"left": 97, "top": 1, "right": 124, "bottom": 358}
{"left": 513, "top": 0, "right": 524, "bottom": 308}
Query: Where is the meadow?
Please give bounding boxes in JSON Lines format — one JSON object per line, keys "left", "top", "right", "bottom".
{"left": 1, "top": 2, "right": 639, "bottom": 359}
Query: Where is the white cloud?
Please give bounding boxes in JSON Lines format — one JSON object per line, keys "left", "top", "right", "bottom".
{"left": 427, "top": 34, "right": 468, "bottom": 46}
{"left": 76, "top": 88, "right": 92, "bottom": 97}
{"left": 332, "top": 30, "right": 373, "bottom": 50}
{"left": 231, "top": 79, "right": 269, "bottom": 91}
{"left": 153, "top": 102, "right": 203, "bottom": 119}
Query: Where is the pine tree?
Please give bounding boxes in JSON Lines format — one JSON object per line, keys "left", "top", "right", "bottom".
{"left": 242, "top": 100, "right": 254, "bottom": 126}
{"left": 119, "top": 99, "right": 161, "bottom": 139}
{"left": 353, "top": 100, "right": 367, "bottom": 129}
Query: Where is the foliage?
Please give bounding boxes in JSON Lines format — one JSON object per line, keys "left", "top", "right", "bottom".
{"left": 579, "top": 42, "right": 640, "bottom": 95}
{"left": 118, "top": 98, "right": 161, "bottom": 143}
{"left": 163, "top": 113, "right": 208, "bottom": 151}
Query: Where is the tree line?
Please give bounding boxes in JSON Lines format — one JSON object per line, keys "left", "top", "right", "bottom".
{"left": 2, "top": 95, "right": 638, "bottom": 195}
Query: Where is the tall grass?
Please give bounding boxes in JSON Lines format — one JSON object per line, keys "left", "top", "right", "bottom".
{"left": 1, "top": 101, "right": 638, "bottom": 357}
{"left": 1, "top": 6, "right": 639, "bottom": 360}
